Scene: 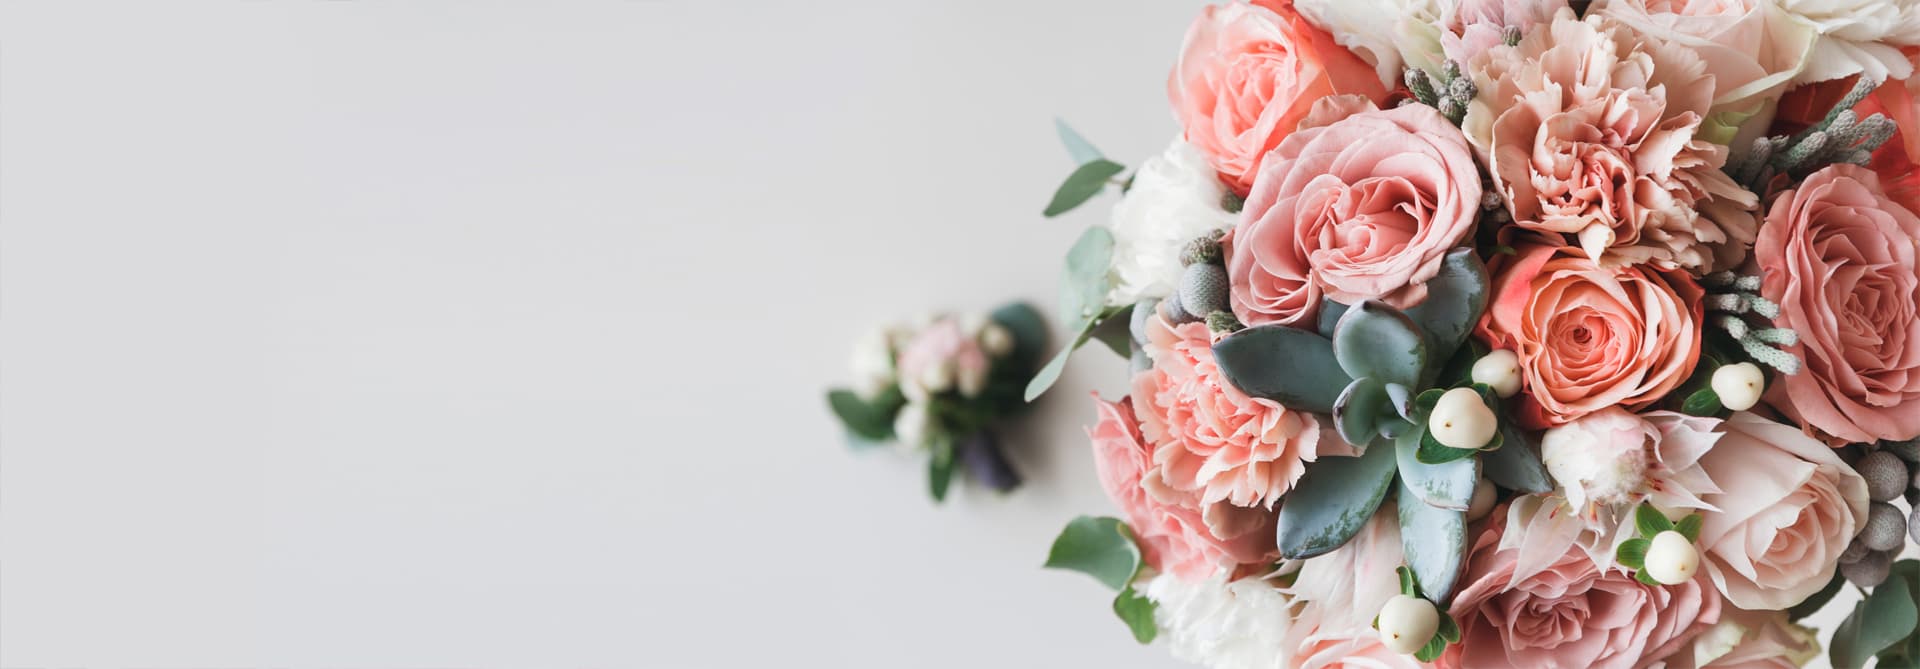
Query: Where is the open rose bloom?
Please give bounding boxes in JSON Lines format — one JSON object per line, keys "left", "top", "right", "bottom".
{"left": 1032, "top": 1, "right": 1920, "bottom": 667}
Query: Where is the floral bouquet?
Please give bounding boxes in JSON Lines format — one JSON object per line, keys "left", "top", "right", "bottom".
{"left": 1032, "top": 0, "right": 1920, "bottom": 666}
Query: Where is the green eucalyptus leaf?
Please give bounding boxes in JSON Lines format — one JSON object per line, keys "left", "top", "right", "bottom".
{"left": 1211, "top": 325, "right": 1352, "bottom": 414}
{"left": 1112, "top": 586, "right": 1158, "bottom": 644}
{"left": 1482, "top": 422, "right": 1551, "bottom": 493}
{"left": 1616, "top": 538, "right": 1650, "bottom": 569}
{"left": 1044, "top": 516, "right": 1143, "bottom": 591}
{"left": 1831, "top": 570, "right": 1920, "bottom": 669}
{"left": 1026, "top": 325, "right": 1093, "bottom": 402}
{"left": 828, "top": 388, "right": 898, "bottom": 441}
{"left": 1055, "top": 118, "right": 1106, "bottom": 165}
{"left": 1276, "top": 438, "right": 1398, "bottom": 558}
{"left": 1876, "top": 561, "right": 1920, "bottom": 661}
{"left": 1090, "top": 305, "right": 1134, "bottom": 358}
{"left": 1044, "top": 159, "right": 1126, "bottom": 217}
{"left": 1398, "top": 479, "right": 1469, "bottom": 604}
{"left": 1404, "top": 249, "right": 1490, "bottom": 368}
{"left": 1060, "top": 226, "right": 1116, "bottom": 326}
{"left": 929, "top": 436, "right": 956, "bottom": 502}
{"left": 1333, "top": 300, "right": 1428, "bottom": 388}
{"left": 1397, "top": 428, "right": 1479, "bottom": 509}
{"left": 1334, "top": 377, "right": 1391, "bottom": 447}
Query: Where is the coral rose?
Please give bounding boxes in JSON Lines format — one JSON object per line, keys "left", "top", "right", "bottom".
{"left": 1480, "top": 242, "right": 1704, "bottom": 426}
{"left": 1466, "top": 11, "right": 1759, "bottom": 272}
{"left": 1440, "top": 511, "right": 1722, "bottom": 669}
{"left": 1226, "top": 100, "right": 1482, "bottom": 327}
{"left": 1134, "top": 314, "right": 1331, "bottom": 509}
{"left": 1169, "top": 0, "right": 1389, "bottom": 193}
{"left": 1756, "top": 164, "right": 1920, "bottom": 443}
{"left": 1087, "top": 396, "right": 1276, "bottom": 581}
{"left": 1693, "top": 413, "right": 1870, "bottom": 610}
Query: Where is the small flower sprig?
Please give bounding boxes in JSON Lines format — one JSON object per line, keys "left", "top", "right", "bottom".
{"left": 1616, "top": 504, "right": 1704, "bottom": 586}
{"left": 1404, "top": 61, "right": 1476, "bottom": 126}
{"left": 1374, "top": 566, "right": 1461, "bottom": 661}
{"left": 1727, "top": 77, "right": 1897, "bottom": 192}
{"left": 1702, "top": 271, "right": 1802, "bottom": 375}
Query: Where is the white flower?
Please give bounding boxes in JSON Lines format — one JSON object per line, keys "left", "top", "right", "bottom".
{"left": 848, "top": 325, "right": 897, "bottom": 398}
{"left": 1144, "top": 572, "right": 1299, "bottom": 669}
{"left": 1777, "top": 0, "right": 1920, "bottom": 84}
{"left": 1105, "top": 139, "right": 1236, "bottom": 307}
{"left": 1295, "top": 0, "right": 1449, "bottom": 86}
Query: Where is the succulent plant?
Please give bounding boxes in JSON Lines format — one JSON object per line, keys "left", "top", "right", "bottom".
{"left": 1211, "top": 248, "right": 1545, "bottom": 603}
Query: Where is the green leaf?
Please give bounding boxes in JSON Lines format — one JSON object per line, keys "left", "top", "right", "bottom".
{"left": 1437, "top": 613, "right": 1461, "bottom": 644}
{"left": 1334, "top": 377, "right": 1391, "bottom": 446}
{"left": 1787, "top": 572, "right": 1846, "bottom": 622}
{"left": 1275, "top": 437, "right": 1398, "bottom": 558}
{"left": 1055, "top": 118, "right": 1105, "bottom": 166}
{"left": 1482, "top": 421, "right": 1551, "bottom": 493}
{"left": 1675, "top": 514, "right": 1703, "bottom": 542}
{"left": 1044, "top": 159, "right": 1126, "bottom": 217}
{"left": 1023, "top": 304, "right": 1128, "bottom": 402}
{"left": 1412, "top": 388, "right": 1446, "bottom": 423}
{"left": 1044, "top": 516, "right": 1143, "bottom": 591}
{"left": 1403, "top": 249, "right": 1490, "bottom": 370}
{"left": 1059, "top": 226, "right": 1116, "bottom": 327}
{"left": 1616, "top": 538, "right": 1650, "bottom": 570}
{"left": 1398, "top": 477, "right": 1469, "bottom": 604}
{"left": 1635, "top": 504, "right": 1674, "bottom": 537}
{"left": 1832, "top": 570, "right": 1920, "bottom": 669}
{"left": 827, "top": 388, "right": 898, "bottom": 441}
{"left": 1416, "top": 634, "right": 1448, "bottom": 663}
{"left": 990, "top": 302, "right": 1049, "bottom": 370}
{"left": 1112, "top": 586, "right": 1158, "bottom": 644}
{"left": 1211, "top": 325, "right": 1352, "bottom": 414}
{"left": 1332, "top": 300, "right": 1429, "bottom": 389}
{"left": 1416, "top": 426, "right": 1479, "bottom": 465}
{"left": 1877, "top": 561, "right": 1920, "bottom": 660}
{"left": 1398, "top": 428, "right": 1478, "bottom": 509}
{"left": 1089, "top": 305, "right": 1133, "bottom": 358}
{"left": 1397, "top": 566, "right": 1417, "bottom": 597}
{"left": 1316, "top": 299, "right": 1351, "bottom": 339}
{"left": 1635, "top": 569, "right": 1660, "bottom": 586}
{"left": 1681, "top": 388, "right": 1724, "bottom": 417}
{"left": 929, "top": 437, "right": 956, "bottom": 502}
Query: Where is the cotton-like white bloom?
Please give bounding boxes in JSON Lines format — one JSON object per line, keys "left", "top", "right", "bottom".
{"left": 1143, "top": 572, "right": 1299, "bottom": 669}
{"left": 1295, "top": 0, "right": 1450, "bottom": 86}
{"left": 1104, "top": 139, "right": 1236, "bottom": 307}
{"left": 1777, "top": 0, "right": 1920, "bottom": 84}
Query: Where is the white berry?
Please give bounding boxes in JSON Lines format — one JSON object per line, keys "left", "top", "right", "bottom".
{"left": 979, "top": 323, "right": 1014, "bottom": 357}
{"left": 1377, "top": 594, "right": 1440, "bottom": 655}
{"left": 1430, "top": 387, "right": 1498, "bottom": 450}
{"left": 1470, "top": 349, "right": 1523, "bottom": 398}
{"left": 1711, "top": 362, "right": 1765, "bottom": 412}
{"left": 1644, "top": 530, "right": 1700, "bottom": 585}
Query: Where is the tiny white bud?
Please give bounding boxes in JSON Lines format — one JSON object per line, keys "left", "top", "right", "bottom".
{"left": 957, "top": 362, "right": 988, "bottom": 398}
{"left": 893, "top": 402, "right": 932, "bottom": 447}
{"left": 1377, "top": 594, "right": 1440, "bottom": 655}
{"left": 919, "top": 359, "right": 955, "bottom": 393}
{"left": 1468, "top": 478, "right": 1498, "bottom": 522}
{"left": 1710, "top": 362, "right": 1765, "bottom": 412}
{"left": 1470, "top": 349, "right": 1523, "bottom": 398}
{"left": 1430, "top": 387, "right": 1498, "bottom": 450}
{"left": 979, "top": 323, "right": 1015, "bottom": 357}
{"left": 1578, "top": 223, "right": 1615, "bottom": 262}
{"left": 1644, "top": 530, "right": 1700, "bottom": 585}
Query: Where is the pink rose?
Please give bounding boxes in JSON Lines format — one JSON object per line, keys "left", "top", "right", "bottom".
{"left": 1442, "top": 0, "right": 1567, "bottom": 66}
{"left": 894, "top": 318, "right": 989, "bottom": 398}
{"left": 1480, "top": 242, "right": 1704, "bottom": 427}
{"left": 1693, "top": 413, "right": 1870, "bottom": 610}
{"left": 1169, "top": 0, "right": 1389, "bottom": 194}
{"left": 1087, "top": 396, "right": 1276, "bottom": 581}
{"left": 1592, "top": 0, "right": 1810, "bottom": 110}
{"left": 1225, "top": 101, "right": 1482, "bottom": 327}
{"left": 1696, "top": 609, "right": 1822, "bottom": 668}
{"left": 1756, "top": 164, "right": 1920, "bottom": 443}
{"left": 1133, "top": 314, "right": 1333, "bottom": 509}
{"left": 1440, "top": 511, "right": 1723, "bottom": 669}
{"left": 1467, "top": 11, "right": 1759, "bottom": 272}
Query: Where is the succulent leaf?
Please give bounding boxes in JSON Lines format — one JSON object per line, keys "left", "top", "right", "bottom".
{"left": 1482, "top": 421, "right": 1551, "bottom": 493}
{"left": 1396, "top": 427, "right": 1479, "bottom": 509}
{"left": 1333, "top": 300, "right": 1428, "bottom": 389}
{"left": 1397, "top": 478, "right": 1469, "bottom": 605}
{"left": 1212, "top": 325, "right": 1352, "bottom": 414}
{"left": 1404, "top": 249, "right": 1490, "bottom": 373}
{"left": 1275, "top": 437, "right": 1398, "bottom": 558}
{"left": 1335, "top": 377, "right": 1390, "bottom": 446}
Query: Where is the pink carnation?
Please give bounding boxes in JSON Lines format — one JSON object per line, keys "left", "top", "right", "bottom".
{"left": 1133, "top": 315, "right": 1332, "bottom": 509}
{"left": 1086, "top": 396, "right": 1276, "bottom": 581}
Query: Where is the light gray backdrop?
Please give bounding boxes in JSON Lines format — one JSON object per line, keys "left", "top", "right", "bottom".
{"left": 0, "top": 1, "right": 1858, "bottom": 667}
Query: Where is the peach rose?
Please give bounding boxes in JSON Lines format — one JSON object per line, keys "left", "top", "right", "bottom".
{"left": 1756, "top": 164, "right": 1920, "bottom": 443}
{"left": 1226, "top": 101, "right": 1482, "bottom": 327}
{"left": 1170, "top": 0, "right": 1389, "bottom": 194}
{"left": 1693, "top": 413, "right": 1870, "bottom": 610}
{"left": 1440, "top": 511, "right": 1722, "bottom": 669}
{"left": 1480, "top": 242, "right": 1704, "bottom": 426}
{"left": 1466, "top": 11, "right": 1759, "bottom": 272}
{"left": 1087, "top": 396, "right": 1277, "bottom": 581}
{"left": 1133, "top": 314, "right": 1332, "bottom": 509}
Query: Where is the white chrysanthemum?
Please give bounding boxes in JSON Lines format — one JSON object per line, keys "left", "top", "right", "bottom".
{"left": 1778, "top": 0, "right": 1920, "bottom": 84}
{"left": 1144, "top": 572, "right": 1298, "bottom": 669}
{"left": 1294, "top": 0, "right": 1449, "bottom": 86}
{"left": 1104, "top": 139, "right": 1236, "bottom": 307}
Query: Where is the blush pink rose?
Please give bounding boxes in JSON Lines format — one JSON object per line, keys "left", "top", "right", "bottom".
{"left": 1439, "top": 511, "right": 1723, "bottom": 669}
{"left": 1467, "top": 11, "right": 1759, "bottom": 272}
{"left": 1087, "top": 396, "right": 1277, "bottom": 581}
{"left": 1169, "top": 0, "right": 1389, "bottom": 194}
{"left": 1480, "top": 242, "right": 1704, "bottom": 427}
{"left": 1133, "top": 314, "right": 1334, "bottom": 509}
{"left": 1225, "top": 101, "right": 1482, "bottom": 326}
{"left": 893, "top": 318, "right": 989, "bottom": 398}
{"left": 1692, "top": 413, "right": 1870, "bottom": 610}
{"left": 1756, "top": 164, "right": 1920, "bottom": 443}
